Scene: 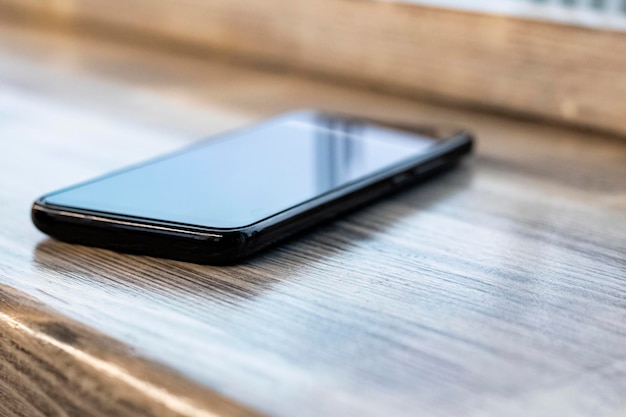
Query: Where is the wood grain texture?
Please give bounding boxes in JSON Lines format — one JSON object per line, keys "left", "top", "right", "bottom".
{"left": 0, "top": 289, "right": 261, "bottom": 417}
{"left": 1, "top": 0, "right": 626, "bottom": 136}
{"left": 1, "top": 19, "right": 626, "bottom": 417}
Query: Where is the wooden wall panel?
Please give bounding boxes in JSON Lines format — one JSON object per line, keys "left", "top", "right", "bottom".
{"left": 1, "top": 0, "right": 625, "bottom": 136}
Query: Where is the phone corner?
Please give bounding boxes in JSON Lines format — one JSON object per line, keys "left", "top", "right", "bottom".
{"left": 30, "top": 199, "right": 49, "bottom": 230}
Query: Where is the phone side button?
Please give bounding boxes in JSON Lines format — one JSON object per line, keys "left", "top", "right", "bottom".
{"left": 391, "top": 172, "right": 413, "bottom": 185}
{"left": 414, "top": 158, "right": 446, "bottom": 175}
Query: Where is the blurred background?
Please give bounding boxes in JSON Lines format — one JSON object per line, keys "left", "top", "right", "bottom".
{"left": 405, "top": 0, "right": 626, "bottom": 30}
{"left": 1, "top": 0, "right": 625, "bottom": 137}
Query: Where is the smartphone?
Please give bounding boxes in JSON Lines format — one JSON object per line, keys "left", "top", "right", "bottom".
{"left": 32, "top": 110, "right": 473, "bottom": 264}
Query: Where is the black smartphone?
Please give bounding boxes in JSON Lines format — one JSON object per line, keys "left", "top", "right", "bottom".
{"left": 32, "top": 110, "right": 473, "bottom": 264}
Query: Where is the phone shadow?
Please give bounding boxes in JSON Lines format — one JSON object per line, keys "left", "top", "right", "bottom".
{"left": 33, "top": 164, "right": 473, "bottom": 305}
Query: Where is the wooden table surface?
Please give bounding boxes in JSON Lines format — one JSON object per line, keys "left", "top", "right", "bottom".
{"left": 1, "top": 20, "right": 626, "bottom": 417}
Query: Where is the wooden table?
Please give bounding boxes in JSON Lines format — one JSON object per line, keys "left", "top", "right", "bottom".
{"left": 1, "top": 20, "right": 625, "bottom": 417}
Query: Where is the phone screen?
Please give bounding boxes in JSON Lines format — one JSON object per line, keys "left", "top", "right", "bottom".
{"left": 44, "top": 111, "right": 440, "bottom": 228}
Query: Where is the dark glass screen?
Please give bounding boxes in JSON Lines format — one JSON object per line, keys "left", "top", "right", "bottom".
{"left": 45, "top": 111, "right": 438, "bottom": 228}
